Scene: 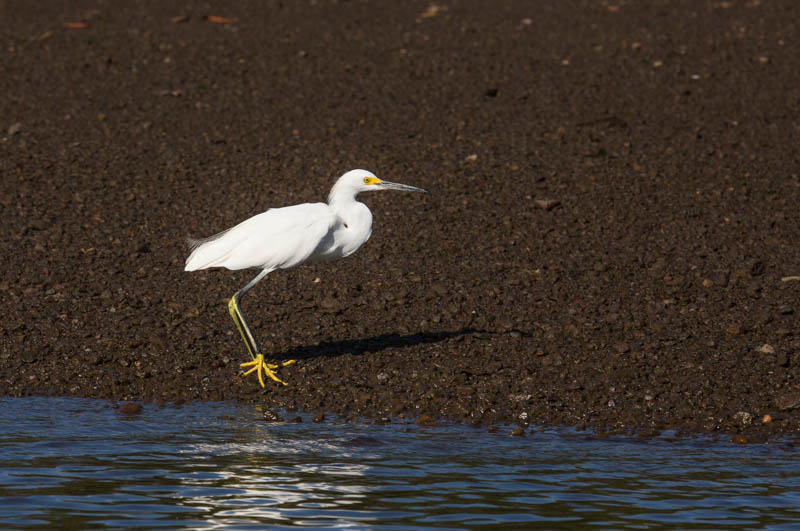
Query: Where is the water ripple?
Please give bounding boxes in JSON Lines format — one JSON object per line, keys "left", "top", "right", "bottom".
{"left": 0, "top": 397, "right": 798, "bottom": 529}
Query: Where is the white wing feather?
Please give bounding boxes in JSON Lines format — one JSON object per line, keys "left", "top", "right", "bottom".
{"left": 184, "top": 202, "right": 338, "bottom": 272}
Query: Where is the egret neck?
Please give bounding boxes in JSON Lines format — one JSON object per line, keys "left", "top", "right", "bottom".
{"left": 325, "top": 180, "right": 374, "bottom": 260}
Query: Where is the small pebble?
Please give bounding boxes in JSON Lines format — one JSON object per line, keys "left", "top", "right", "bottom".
{"left": 262, "top": 409, "right": 283, "bottom": 422}
{"left": 714, "top": 270, "right": 730, "bottom": 287}
{"left": 732, "top": 411, "right": 753, "bottom": 426}
{"left": 415, "top": 414, "right": 435, "bottom": 426}
{"left": 535, "top": 199, "right": 560, "bottom": 211}
{"left": 731, "top": 434, "right": 748, "bottom": 444}
{"left": 119, "top": 402, "right": 142, "bottom": 415}
{"left": 776, "top": 392, "right": 800, "bottom": 411}
{"left": 312, "top": 412, "right": 325, "bottom": 423}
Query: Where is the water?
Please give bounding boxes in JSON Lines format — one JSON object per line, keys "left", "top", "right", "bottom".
{"left": 0, "top": 398, "right": 798, "bottom": 529}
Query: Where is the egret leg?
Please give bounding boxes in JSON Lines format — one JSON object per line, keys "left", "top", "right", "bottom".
{"left": 227, "top": 270, "right": 295, "bottom": 387}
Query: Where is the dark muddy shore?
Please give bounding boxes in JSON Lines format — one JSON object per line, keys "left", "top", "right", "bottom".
{"left": 1, "top": 0, "right": 799, "bottom": 442}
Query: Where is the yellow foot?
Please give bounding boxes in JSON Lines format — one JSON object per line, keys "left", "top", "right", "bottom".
{"left": 240, "top": 354, "right": 296, "bottom": 387}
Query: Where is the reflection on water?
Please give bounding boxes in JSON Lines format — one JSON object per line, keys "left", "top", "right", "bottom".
{"left": 0, "top": 397, "right": 798, "bottom": 529}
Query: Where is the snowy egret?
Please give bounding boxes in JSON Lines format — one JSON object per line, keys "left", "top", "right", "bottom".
{"left": 185, "top": 169, "right": 427, "bottom": 387}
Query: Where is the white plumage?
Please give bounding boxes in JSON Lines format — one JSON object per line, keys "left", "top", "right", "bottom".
{"left": 184, "top": 169, "right": 427, "bottom": 387}
{"left": 185, "top": 203, "right": 340, "bottom": 271}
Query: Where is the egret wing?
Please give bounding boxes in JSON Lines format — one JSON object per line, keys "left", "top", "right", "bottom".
{"left": 185, "top": 202, "right": 337, "bottom": 271}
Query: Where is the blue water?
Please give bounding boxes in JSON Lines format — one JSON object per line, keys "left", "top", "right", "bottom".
{"left": 0, "top": 397, "right": 798, "bottom": 529}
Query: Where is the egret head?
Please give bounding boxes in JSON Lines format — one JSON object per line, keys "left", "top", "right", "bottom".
{"left": 329, "top": 169, "right": 427, "bottom": 203}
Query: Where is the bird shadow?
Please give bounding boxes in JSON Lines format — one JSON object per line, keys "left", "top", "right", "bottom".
{"left": 275, "top": 328, "right": 491, "bottom": 361}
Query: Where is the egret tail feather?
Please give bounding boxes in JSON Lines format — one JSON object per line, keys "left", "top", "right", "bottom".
{"left": 184, "top": 227, "right": 241, "bottom": 271}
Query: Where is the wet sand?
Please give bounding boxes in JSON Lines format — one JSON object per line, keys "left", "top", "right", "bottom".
{"left": 1, "top": 0, "right": 799, "bottom": 442}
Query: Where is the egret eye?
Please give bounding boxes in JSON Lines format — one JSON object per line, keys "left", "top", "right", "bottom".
{"left": 363, "top": 177, "right": 371, "bottom": 184}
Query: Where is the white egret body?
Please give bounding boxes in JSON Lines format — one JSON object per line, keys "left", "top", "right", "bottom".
{"left": 185, "top": 169, "right": 426, "bottom": 386}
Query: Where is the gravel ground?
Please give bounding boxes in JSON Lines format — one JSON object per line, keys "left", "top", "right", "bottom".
{"left": 2, "top": 0, "right": 799, "bottom": 442}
